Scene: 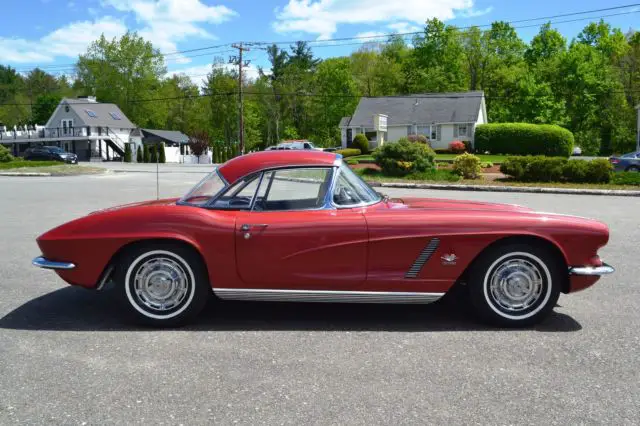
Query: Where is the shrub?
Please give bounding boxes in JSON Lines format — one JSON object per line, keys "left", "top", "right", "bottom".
{"left": 463, "top": 140, "right": 473, "bottom": 153}
{"left": 611, "top": 172, "right": 640, "bottom": 186}
{"left": 336, "top": 148, "right": 361, "bottom": 158}
{"left": 584, "top": 159, "right": 612, "bottom": 183}
{"left": 453, "top": 153, "right": 482, "bottom": 179}
{"left": 0, "top": 145, "right": 14, "bottom": 163}
{"left": 481, "top": 162, "right": 493, "bottom": 169}
{"left": 352, "top": 134, "right": 369, "bottom": 154}
{"left": 449, "top": 140, "right": 466, "bottom": 154}
{"left": 373, "top": 138, "right": 436, "bottom": 176}
{"left": 123, "top": 144, "right": 132, "bottom": 163}
{"left": 150, "top": 145, "right": 158, "bottom": 163}
{"left": 346, "top": 159, "right": 359, "bottom": 165}
{"left": 500, "top": 156, "right": 612, "bottom": 183}
{"left": 475, "top": 123, "right": 574, "bottom": 157}
{"left": 158, "top": 143, "right": 166, "bottom": 164}
{"left": 408, "top": 134, "right": 429, "bottom": 144}
{"left": 143, "top": 145, "right": 150, "bottom": 163}
{"left": 136, "top": 145, "right": 143, "bottom": 163}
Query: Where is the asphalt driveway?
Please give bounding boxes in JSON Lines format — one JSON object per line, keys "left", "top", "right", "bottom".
{"left": 0, "top": 171, "right": 638, "bottom": 424}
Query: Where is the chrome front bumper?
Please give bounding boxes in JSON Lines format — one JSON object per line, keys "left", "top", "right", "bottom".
{"left": 32, "top": 256, "right": 76, "bottom": 270}
{"left": 569, "top": 263, "right": 615, "bottom": 276}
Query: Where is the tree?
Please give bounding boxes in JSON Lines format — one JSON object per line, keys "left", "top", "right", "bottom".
{"left": 76, "top": 32, "right": 167, "bottom": 127}
{"left": 32, "top": 94, "right": 61, "bottom": 125}
{"left": 124, "top": 143, "right": 132, "bottom": 162}
{"left": 136, "top": 145, "right": 143, "bottom": 163}
{"left": 205, "top": 62, "right": 238, "bottom": 144}
{"left": 143, "top": 144, "right": 150, "bottom": 163}
{"left": 158, "top": 142, "right": 166, "bottom": 163}
{"left": 149, "top": 145, "right": 158, "bottom": 163}
{"left": 189, "top": 130, "right": 210, "bottom": 163}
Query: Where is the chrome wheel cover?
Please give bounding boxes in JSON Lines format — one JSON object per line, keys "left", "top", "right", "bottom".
{"left": 132, "top": 256, "right": 190, "bottom": 313}
{"left": 488, "top": 258, "right": 544, "bottom": 312}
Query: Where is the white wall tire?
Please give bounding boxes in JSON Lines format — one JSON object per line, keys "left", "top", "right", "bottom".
{"left": 468, "top": 243, "right": 562, "bottom": 327}
{"left": 117, "top": 243, "right": 210, "bottom": 327}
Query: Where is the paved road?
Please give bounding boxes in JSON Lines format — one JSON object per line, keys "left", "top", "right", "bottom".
{"left": 0, "top": 171, "right": 638, "bottom": 425}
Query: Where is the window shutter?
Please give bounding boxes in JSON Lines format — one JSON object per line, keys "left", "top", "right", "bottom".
{"left": 453, "top": 125, "right": 458, "bottom": 138}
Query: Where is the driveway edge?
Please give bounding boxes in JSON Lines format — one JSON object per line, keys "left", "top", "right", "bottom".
{"left": 0, "top": 172, "right": 52, "bottom": 177}
{"left": 366, "top": 181, "right": 640, "bottom": 197}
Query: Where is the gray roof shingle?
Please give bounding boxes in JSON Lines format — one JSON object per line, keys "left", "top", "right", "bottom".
{"left": 348, "top": 91, "right": 484, "bottom": 127}
{"left": 339, "top": 116, "right": 352, "bottom": 127}
{"left": 64, "top": 98, "right": 136, "bottom": 129}
{"left": 142, "top": 128, "right": 190, "bottom": 144}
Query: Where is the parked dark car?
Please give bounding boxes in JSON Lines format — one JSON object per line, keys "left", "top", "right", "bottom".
{"left": 609, "top": 151, "right": 640, "bottom": 172}
{"left": 24, "top": 146, "right": 78, "bottom": 164}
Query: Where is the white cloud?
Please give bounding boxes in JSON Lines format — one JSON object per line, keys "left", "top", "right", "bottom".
{"left": 354, "top": 31, "right": 386, "bottom": 40}
{"left": 459, "top": 6, "right": 493, "bottom": 18}
{"left": 273, "top": 0, "right": 477, "bottom": 38}
{"left": 387, "top": 22, "right": 422, "bottom": 34}
{"left": 101, "top": 0, "right": 236, "bottom": 56}
{"left": 0, "top": 17, "right": 127, "bottom": 63}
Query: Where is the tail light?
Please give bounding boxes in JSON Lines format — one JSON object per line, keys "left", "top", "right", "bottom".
{"left": 610, "top": 158, "right": 619, "bottom": 164}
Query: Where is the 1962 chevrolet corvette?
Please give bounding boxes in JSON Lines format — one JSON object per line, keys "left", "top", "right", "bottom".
{"left": 33, "top": 150, "right": 614, "bottom": 327}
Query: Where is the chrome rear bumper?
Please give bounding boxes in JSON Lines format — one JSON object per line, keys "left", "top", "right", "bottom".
{"left": 569, "top": 263, "right": 615, "bottom": 276}
{"left": 32, "top": 256, "right": 76, "bottom": 270}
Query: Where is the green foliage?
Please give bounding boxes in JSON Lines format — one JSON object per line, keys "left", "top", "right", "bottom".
{"left": 352, "top": 133, "right": 369, "bottom": 154}
{"left": 0, "top": 145, "right": 14, "bottom": 162}
{"left": 143, "top": 144, "right": 150, "bottom": 163}
{"left": 336, "top": 148, "right": 361, "bottom": 158}
{"left": 136, "top": 145, "right": 142, "bottom": 163}
{"left": 500, "top": 156, "right": 612, "bottom": 183}
{"left": 373, "top": 138, "right": 436, "bottom": 176}
{"left": 475, "top": 123, "right": 574, "bottom": 157}
{"left": 346, "top": 159, "right": 359, "bottom": 165}
{"left": 453, "top": 153, "right": 482, "bottom": 179}
{"left": 481, "top": 162, "right": 494, "bottom": 168}
{"left": 123, "top": 143, "right": 132, "bottom": 163}
{"left": 158, "top": 143, "right": 166, "bottom": 164}
{"left": 32, "top": 94, "right": 62, "bottom": 125}
{"left": 611, "top": 172, "right": 640, "bottom": 186}
{"left": 573, "top": 128, "right": 602, "bottom": 156}
{"left": 0, "top": 160, "right": 59, "bottom": 169}
{"left": 407, "top": 134, "right": 429, "bottom": 144}
{"left": 149, "top": 145, "right": 158, "bottom": 163}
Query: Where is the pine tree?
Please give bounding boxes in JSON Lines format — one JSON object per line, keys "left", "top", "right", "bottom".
{"left": 150, "top": 145, "right": 158, "bottom": 163}
{"left": 136, "top": 145, "right": 143, "bottom": 163}
{"left": 124, "top": 143, "right": 132, "bottom": 162}
{"left": 143, "top": 145, "right": 150, "bottom": 163}
{"left": 158, "top": 142, "right": 166, "bottom": 163}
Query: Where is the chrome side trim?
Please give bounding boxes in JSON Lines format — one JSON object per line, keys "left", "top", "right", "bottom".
{"left": 405, "top": 238, "right": 440, "bottom": 278}
{"left": 569, "top": 263, "right": 615, "bottom": 276}
{"left": 213, "top": 288, "right": 444, "bottom": 304}
{"left": 32, "top": 256, "right": 75, "bottom": 270}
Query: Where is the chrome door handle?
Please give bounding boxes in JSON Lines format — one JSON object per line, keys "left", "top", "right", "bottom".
{"left": 241, "top": 224, "right": 268, "bottom": 231}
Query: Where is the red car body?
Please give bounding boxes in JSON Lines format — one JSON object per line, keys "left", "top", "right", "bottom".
{"left": 33, "top": 150, "right": 613, "bottom": 326}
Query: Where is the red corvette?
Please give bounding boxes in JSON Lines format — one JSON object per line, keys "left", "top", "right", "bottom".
{"left": 33, "top": 150, "right": 614, "bottom": 327}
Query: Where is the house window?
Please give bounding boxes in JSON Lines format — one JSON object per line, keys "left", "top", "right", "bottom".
{"left": 417, "top": 125, "right": 430, "bottom": 138}
{"left": 85, "top": 110, "right": 97, "bottom": 118}
{"left": 407, "top": 125, "right": 415, "bottom": 135}
{"left": 110, "top": 112, "right": 122, "bottom": 120}
{"left": 431, "top": 125, "right": 441, "bottom": 141}
{"left": 456, "top": 124, "right": 468, "bottom": 137}
{"left": 364, "top": 127, "right": 377, "bottom": 142}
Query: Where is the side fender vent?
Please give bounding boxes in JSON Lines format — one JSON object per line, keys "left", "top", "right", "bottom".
{"left": 405, "top": 238, "right": 440, "bottom": 279}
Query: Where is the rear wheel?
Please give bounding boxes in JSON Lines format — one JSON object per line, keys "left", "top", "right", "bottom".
{"left": 116, "top": 242, "right": 210, "bottom": 327}
{"left": 467, "top": 243, "right": 562, "bottom": 327}
{"left": 626, "top": 165, "right": 639, "bottom": 172}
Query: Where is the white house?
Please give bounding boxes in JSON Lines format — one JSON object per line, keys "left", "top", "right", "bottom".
{"left": 339, "top": 91, "right": 488, "bottom": 150}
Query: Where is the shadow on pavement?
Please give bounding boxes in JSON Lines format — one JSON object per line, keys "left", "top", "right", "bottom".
{"left": 0, "top": 286, "right": 582, "bottom": 333}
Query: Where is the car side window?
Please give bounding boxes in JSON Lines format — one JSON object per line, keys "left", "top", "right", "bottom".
{"left": 254, "top": 168, "right": 332, "bottom": 211}
{"left": 209, "top": 174, "right": 261, "bottom": 210}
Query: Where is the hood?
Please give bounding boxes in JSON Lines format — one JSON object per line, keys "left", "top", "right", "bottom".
{"left": 89, "top": 197, "right": 179, "bottom": 215}
{"left": 387, "top": 197, "right": 533, "bottom": 213}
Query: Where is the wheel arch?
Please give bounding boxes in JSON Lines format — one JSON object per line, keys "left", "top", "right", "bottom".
{"left": 456, "top": 235, "right": 570, "bottom": 293}
{"left": 98, "top": 237, "right": 210, "bottom": 289}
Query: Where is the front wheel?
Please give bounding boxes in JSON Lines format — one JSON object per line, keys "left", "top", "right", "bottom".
{"left": 467, "top": 243, "right": 562, "bottom": 327}
{"left": 626, "top": 166, "right": 639, "bottom": 172}
{"left": 116, "top": 243, "right": 210, "bottom": 327}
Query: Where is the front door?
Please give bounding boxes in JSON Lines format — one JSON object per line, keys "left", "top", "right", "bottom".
{"left": 233, "top": 167, "right": 368, "bottom": 290}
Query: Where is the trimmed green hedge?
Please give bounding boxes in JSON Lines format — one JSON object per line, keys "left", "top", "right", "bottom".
{"left": 336, "top": 148, "right": 361, "bottom": 158}
{"left": 500, "top": 156, "right": 612, "bottom": 183}
{"left": 476, "top": 123, "right": 574, "bottom": 157}
{"left": 352, "top": 134, "right": 369, "bottom": 154}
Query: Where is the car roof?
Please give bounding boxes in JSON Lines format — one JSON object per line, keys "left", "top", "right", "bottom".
{"left": 218, "top": 150, "right": 340, "bottom": 184}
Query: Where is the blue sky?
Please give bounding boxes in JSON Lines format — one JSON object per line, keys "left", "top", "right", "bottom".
{"left": 0, "top": 0, "right": 638, "bottom": 85}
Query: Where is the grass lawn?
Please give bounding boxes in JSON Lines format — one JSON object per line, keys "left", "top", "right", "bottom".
{"left": 0, "top": 161, "right": 105, "bottom": 175}
{"left": 354, "top": 167, "right": 640, "bottom": 190}
{"left": 346, "top": 155, "right": 375, "bottom": 162}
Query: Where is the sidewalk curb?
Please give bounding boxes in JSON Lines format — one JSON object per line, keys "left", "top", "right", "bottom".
{"left": 365, "top": 181, "right": 640, "bottom": 197}
{"left": 0, "top": 172, "right": 52, "bottom": 177}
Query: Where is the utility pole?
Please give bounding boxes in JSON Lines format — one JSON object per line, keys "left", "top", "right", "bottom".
{"left": 230, "top": 43, "right": 251, "bottom": 156}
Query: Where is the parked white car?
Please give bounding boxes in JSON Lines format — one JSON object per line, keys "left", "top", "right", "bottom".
{"left": 266, "top": 140, "right": 324, "bottom": 151}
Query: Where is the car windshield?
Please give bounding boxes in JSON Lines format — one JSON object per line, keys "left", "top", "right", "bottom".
{"left": 179, "top": 169, "right": 227, "bottom": 206}
{"left": 47, "top": 147, "right": 64, "bottom": 153}
{"left": 334, "top": 163, "right": 382, "bottom": 205}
